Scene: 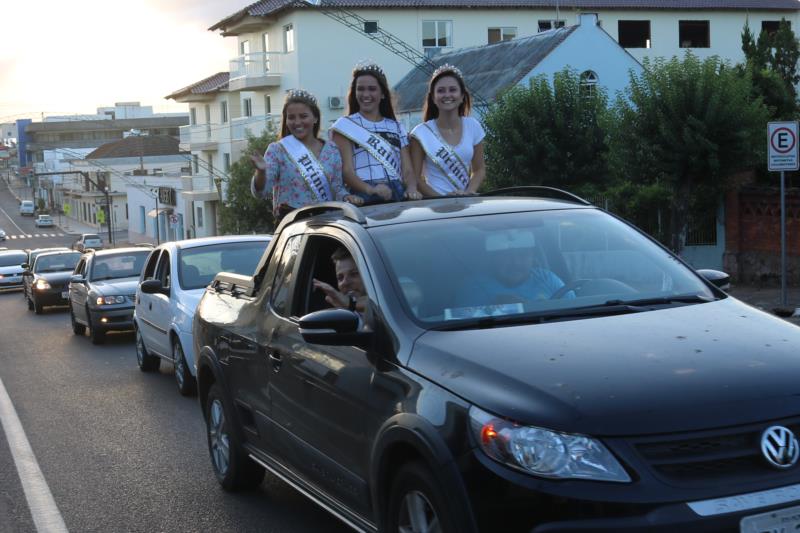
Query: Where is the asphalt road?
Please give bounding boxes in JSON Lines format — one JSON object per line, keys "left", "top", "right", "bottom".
{"left": 0, "top": 184, "right": 350, "bottom": 533}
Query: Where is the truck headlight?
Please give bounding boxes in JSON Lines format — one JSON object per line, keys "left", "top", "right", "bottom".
{"left": 96, "top": 295, "right": 125, "bottom": 305}
{"left": 469, "top": 406, "right": 630, "bottom": 482}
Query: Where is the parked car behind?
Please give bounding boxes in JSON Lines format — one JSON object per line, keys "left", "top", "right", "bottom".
{"left": 0, "top": 250, "right": 27, "bottom": 291}
{"left": 73, "top": 234, "right": 103, "bottom": 252}
{"left": 0, "top": 228, "right": 6, "bottom": 241}
{"left": 193, "top": 193, "right": 800, "bottom": 533}
{"left": 69, "top": 247, "right": 151, "bottom": 344}
{"left": 19, "top": 200, "right": 34, "bottom": 216}
{"left": 24, "top": 250, "right": 81, "bottom": 313}
{"left": 35, "top": 214, "right": 54, "bottom": 228}
{"left": 134, "top": 235, "right": 271, "bottom": 395}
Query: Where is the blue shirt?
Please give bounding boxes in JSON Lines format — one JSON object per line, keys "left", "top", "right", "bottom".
{"left": 457, "top": 268, "right": 572, "bottom": 309}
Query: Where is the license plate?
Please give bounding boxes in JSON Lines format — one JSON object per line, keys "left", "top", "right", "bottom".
{"left": 741, "top": 504, "right": 800, "bottom": 532}
{"left": 61, "top": 291, "right": 68, "bottom": 299}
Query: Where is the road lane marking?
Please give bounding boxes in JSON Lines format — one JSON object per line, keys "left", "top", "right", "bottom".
{"left": 0, "top": 376, "right": 69, "bottom": 533}
{"left": 0, "top": 205, "right": 26, "bottom": 234}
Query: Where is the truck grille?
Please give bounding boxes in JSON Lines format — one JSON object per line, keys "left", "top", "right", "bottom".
{"left": 631, "top": 419, "right": 800, "bottom": 485}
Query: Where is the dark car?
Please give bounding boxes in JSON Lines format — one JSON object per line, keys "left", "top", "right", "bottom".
{"left": 68, "top": 247, "right": 151, "bottom": 344}
{"left": 0, "top": 250, "right": 27, "bottom": 291}
{"left": 24, "top": 251, "right": 81, "bottom": 314}
{"left": 192, "top": 192, "right": 800, "bottom": 533}
{"left": 22, "top": 247, "right": 71, "bottom": 301}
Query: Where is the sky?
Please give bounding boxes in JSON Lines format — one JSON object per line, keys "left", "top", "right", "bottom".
{"left": 0, "top": 0, "right": 240, "bottom": 123}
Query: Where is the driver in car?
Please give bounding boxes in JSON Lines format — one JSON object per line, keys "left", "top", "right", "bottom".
{"left": 312, "top": 247, "right": 368, "bottom": 314}
{"left": 457, "top": 229, "right": 573, "bottom": 312}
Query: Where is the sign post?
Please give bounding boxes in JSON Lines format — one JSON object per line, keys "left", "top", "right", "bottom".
{"left": 768, "top": 121, "right": 800, "bottom": 306}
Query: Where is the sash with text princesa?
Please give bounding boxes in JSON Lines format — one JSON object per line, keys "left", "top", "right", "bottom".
{"left": 331, "top": 117, "right": 402, "bottom": 181}
{"left": 411, "top": 122, "right": 470, "bottom": 190}
{"left": 279, "top": 135, "right": 332, "bottom": 202}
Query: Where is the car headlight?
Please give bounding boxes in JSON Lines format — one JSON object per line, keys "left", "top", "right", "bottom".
{"left": 34, "top": 279, "right": 51, "bottom": 290}
{"left": 96, "top": 295, "right": 125, "bottom": 305}
{"left": 469, "top": 406, "right": 630, "bottom": 482}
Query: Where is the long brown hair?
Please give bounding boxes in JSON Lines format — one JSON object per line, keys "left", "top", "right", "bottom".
{"left": 422, "top": 68, "right": 472, "bottom": 122}
{"left": 346, "top": 65, "right": 397, "bottom": 120}
{"left": 279, "top": 91, "right": 321, "bottom": 139}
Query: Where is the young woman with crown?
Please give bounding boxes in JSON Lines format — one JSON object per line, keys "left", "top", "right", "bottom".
{"left": 251, "top": 89, "right": 362, "bottom": 223}
{"left": 330, "top": 61, "right": 421, "bottom": 204}
{"left": 409, "top": 64, "right": 486, "bottom": 197}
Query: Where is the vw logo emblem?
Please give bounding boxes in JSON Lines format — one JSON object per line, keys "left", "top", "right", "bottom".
{"left": 761, "top": 426, "right": 800, "bottom": 469}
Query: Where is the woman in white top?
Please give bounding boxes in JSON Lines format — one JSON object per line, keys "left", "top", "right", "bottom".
{"left": 331, "top": 62, "right": 421, "bottom": 204}
{"left": 410, "top": 64, "right": 486, "bottom": 197}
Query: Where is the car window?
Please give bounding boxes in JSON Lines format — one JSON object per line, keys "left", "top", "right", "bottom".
{"left": 270, "top": 235, "right": 302, "bottom": 317}
{"left": 34, "top": 253, "right": 81, "bottom": 273}
{"left": 155, "top": 251, "right": 171, "bottom": 289}
{"left": 91, "top": 251, "right": 149, "bottom": 281}
{"left": 0, "top": 252, "right": 26, "bottom": 266}
{"left": 142, "top": 250, "right": 161, "bottom": 280}
{"left": 178, "top": 240, "right": 270, "bottom": 290}
{"left": 371, "top": 209, "right": 716, "bottom": 325}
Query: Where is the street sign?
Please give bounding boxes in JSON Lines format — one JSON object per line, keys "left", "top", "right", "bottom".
{"left": 96, "top": 210, "right": 105, "bottom": 225}
{"left": 169, "top": 214, "right": 179, "bottom": 226}
{"left": 63, "top": 204, "right": 71, "bottom": 216}
{"left": 768, "top": 121, "right": 799, "bottom": 171}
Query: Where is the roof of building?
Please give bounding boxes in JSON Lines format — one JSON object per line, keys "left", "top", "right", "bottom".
{"left": 212, "top": 0, "right": 800, "bottom": 29}
{"left": 85, "top": 135, "right": 182, "bottom": 160}
{"left": 25, "top": 116, "right": 188, "bottom": 133}
{"left": 394, "top": 26, "right": 577, "bottom": 113}
{"left": 165, "top": 72, "right": 230, "bottom": 100}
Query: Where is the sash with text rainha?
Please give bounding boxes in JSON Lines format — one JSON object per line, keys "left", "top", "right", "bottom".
{"left": 331, "top": 116, "right": 402, "bottom": 181}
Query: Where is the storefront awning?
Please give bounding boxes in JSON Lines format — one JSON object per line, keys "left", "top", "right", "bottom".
{"left": 146, "top": 208, "right": 173, "bottom": 218}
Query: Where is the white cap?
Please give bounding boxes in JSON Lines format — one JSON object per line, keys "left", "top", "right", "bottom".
{"left": 485, "top": 229, "right": 535, "bottom": 251}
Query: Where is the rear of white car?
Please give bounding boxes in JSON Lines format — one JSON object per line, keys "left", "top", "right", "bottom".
{"left": 19, "top": 200, "right": 34, "bottom": 216}
{"left": 35, "top": 215, "right": 54, "bottom": 228}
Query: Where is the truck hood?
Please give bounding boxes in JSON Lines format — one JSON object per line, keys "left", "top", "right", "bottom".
{"left": 409, "top": 297, "right": 800, "bottom": 436}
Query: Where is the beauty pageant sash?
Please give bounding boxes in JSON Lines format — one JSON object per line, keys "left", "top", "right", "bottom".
{"left": 331, "top": 117, "right": 402, "bottom": 181}
{"left": 280, "top": 135, "right": 332, "bottom": 202}
{"left": 411, "top": 122, "right": 470, "bottom": 190}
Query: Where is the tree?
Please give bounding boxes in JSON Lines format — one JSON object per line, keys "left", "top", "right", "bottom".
{"left": 218, "top": 128, "right": 277, "bottom": 234}
{"left": 482, "top": 68, "right": 610, "bottom": 198}
{"left": 608, "top": 53, "right": 768, "bottom": 254}
{"left": 741, "top": 18, "right": 799, "bottom": 106}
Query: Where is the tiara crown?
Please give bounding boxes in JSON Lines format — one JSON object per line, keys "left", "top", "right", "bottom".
{"left": 353, "top": 60, "right": 385, "bottom": 77}
{"left": 285, "top": 88, "right": 318, "bottom": 105}
{"left": 432, "top": 63, "right": 464, "bottom": 81}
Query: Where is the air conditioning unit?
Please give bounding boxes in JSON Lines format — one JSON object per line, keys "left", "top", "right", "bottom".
{"left": 328, "top": 96, "right": 344, "bottom": 110}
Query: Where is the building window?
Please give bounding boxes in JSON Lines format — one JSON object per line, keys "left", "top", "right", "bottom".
{"left": 243, "top": 98, "right": 253, "bottom": 117}
{"left": 364, "top": 21, "right": 378, "bottom": 34}
{"left": 422, "top": 20, "right": 452, "bottom": 48}
{"left": 618, "top": 20, "right": 651, "bottom": 48}
{"left": 265, "top": 95, "right": 272, "bottom": 114}
{"left": 538, "top": 20, "right": 565, "bottom": 32}
{"left": 679, "top": 20, "right": 710, "bottom": 48}
{"left": 220, "top": 101, "right": 228, "bottom": 124}
{"left": 284, "top": 24, "right": 295, "bottom": 52}
{"left": 223, "top": 153, "right": 231, "bottom": 172}
{"left": 192, "top": 154, "right": 199, "bottom": 174}
{"left": 196, "top": 206, "right": 204, "bottom": 228}
{"left": 488, "top": 27, "right": 517, "bottom": 44}
{"left": 762, "top": 20, "right": 790, "bottom": 36}
{"left": 239, "top": 40, "right": 250, "bottom": 55}
{"left": 580, "top": 71, "right": 599, "bottom": 97}
{"left": 190, "top": 108, "right": 196, "bottom": 126}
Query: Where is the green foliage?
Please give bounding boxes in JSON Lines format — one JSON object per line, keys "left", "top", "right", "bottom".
{"left": 608, "top": 53, "right": 769, "bottom": 252}
{"left": 218, "top": 128, "right": 277, "bottom": 234}
{"left": 483, "top": 68, "right": 609, "bottom": 198}
{"left": 36, "top": 198, "right": 45, "bottom": 212}
{"left": 741, "top": 19, "right": 799, "bottom": 104}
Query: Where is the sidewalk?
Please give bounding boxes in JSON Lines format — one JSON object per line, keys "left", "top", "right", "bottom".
{"left": 727, "top": 284, "right": 800, "bottom": 326}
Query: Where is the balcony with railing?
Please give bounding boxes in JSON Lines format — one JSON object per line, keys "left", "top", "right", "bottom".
{"left": 231, "top": 115, "right": 274, "bottom": 141}
{"left": 229, "top": 52, "right": 284, "bottom": 91}
{"left": 178, "top": 124, "right": 220, "bottom": 151}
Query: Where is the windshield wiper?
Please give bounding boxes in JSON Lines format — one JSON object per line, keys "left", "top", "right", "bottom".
{"left": 603, "top": 293, "right": 716, "bottom": 306}
{"left": 431, "top": 303, "right": 651, "bottom": 331}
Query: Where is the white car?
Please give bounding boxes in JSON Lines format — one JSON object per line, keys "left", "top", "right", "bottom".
{"left": 0, "top": 228, "right": 6, "bottom": 241}
{"left": 74, "top": 234, "right": 103, "bottom": 252}
{"left": 19, "top": 200, "right": 35, "bottom": 216}
{"left": 0, "top": 250, "right": 27, "bottom": 291}
{"left": 134, "top": 235, "right": 271, "bottom": 395}
{"left": 35, "top": 215, "right": 54, "bottom": 228}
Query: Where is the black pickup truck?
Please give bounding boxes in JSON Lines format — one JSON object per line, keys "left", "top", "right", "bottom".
{"left": 192, "top": 192, "right": 800, "bottom": 533}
